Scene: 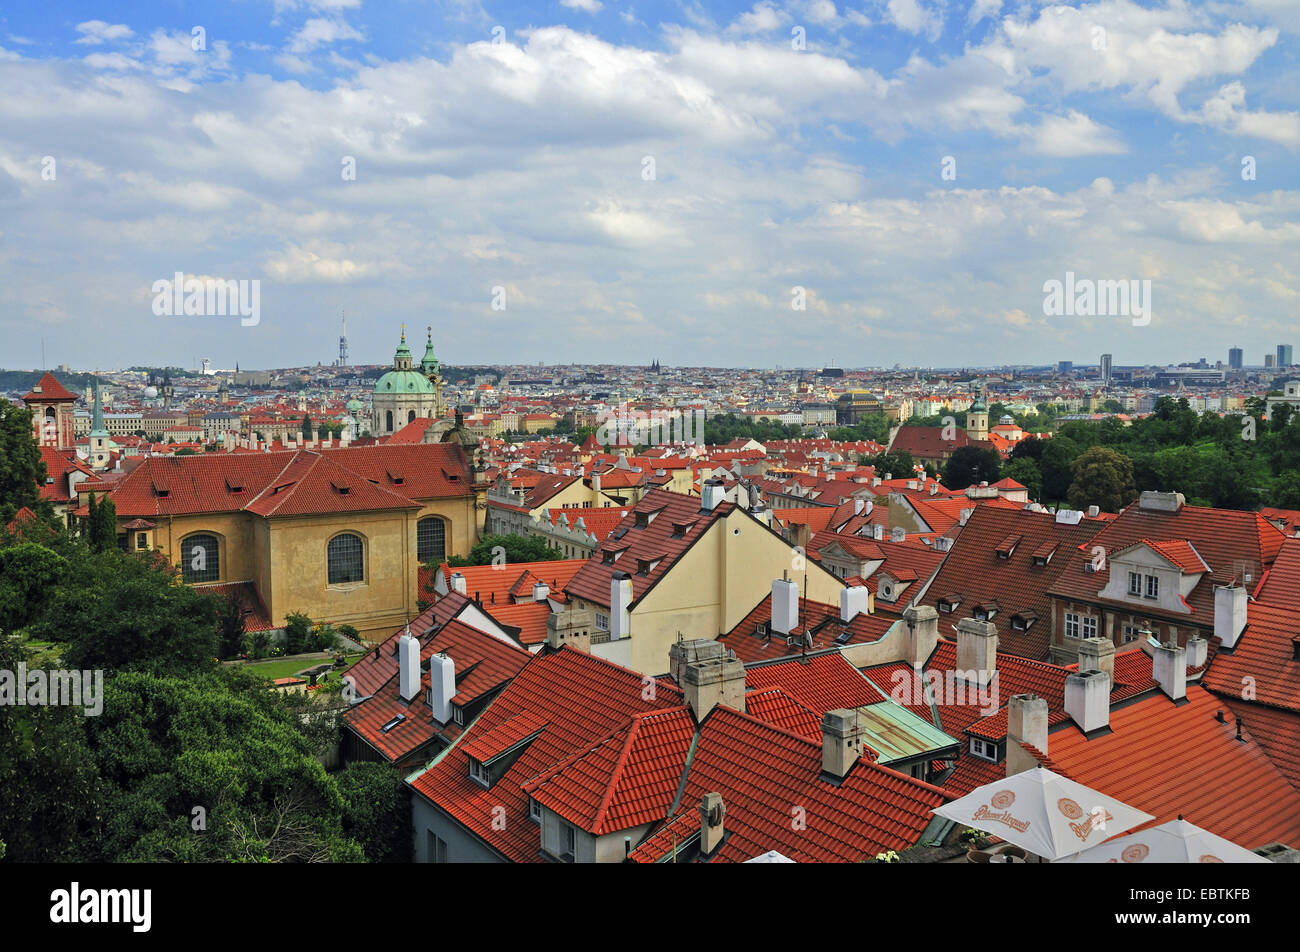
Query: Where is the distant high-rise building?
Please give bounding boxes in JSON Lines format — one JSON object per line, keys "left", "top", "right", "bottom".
{"left": 1228, "top": 347, "right": 1243, "bottom": 369}
{"left": 1265, "top": 354, "right": 1277, "bottom": 368}
{"left": 338, "top": 317, "right": 349, "bottom": 367}
{"left": 1100, "top": 353, "right": 1113, "bottom": 385}
{"left": 1058, "top": 361, "right": 1073, "bottom": 373}
{"left": 1279, "top": 344, "right": 1294, "bottom": 367}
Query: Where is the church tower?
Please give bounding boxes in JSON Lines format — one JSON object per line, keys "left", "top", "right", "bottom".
{"left": 371, "top": 327, "right": 439, "bottom": 436}
{"left": 966, "top": 389, "right": 989, "bottom": 443}
{"left": 89, "top": 375, "right": 111, "bottom": 471}
{"left": 22, "top": 372, "right": 77, "bottom": 451}
{"left": 420, "top": 325, "right": 444, "bottom": 418}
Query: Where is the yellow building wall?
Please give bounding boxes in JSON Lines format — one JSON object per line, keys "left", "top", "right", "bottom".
{"left": 625, "top": 510, "right": 846, "bottom": 675}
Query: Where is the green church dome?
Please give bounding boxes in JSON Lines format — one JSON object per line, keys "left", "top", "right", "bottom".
{"left": 375, "top": 370, "right": 436, "bottom": 394}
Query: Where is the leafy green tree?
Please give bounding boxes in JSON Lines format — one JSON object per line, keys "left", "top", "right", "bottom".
{"left": 0, "top": 542, "right": 68, "bottom": 633}
{"left": 0, "top": 402, "right": 47, "bottom": 521}
{"left": 940, "top": 446, "right": 1001, "bottom": 491}
{"left": 301, "top": 414, "right": 313, "bottom": 440}
{"left": 1039, "top": 435, "right": 1080, "bottom": 502}
{"left": 87, "top": 495, "right": 118, "bottom": 553}
{"left": 447, "top": 533, "right": 562, "bottom": 567}
{"left": 284, "top": 611, "right": 313, "bottom": 655}
{"left": 1010, "top": 435, "right": 1045, "bottom": 462}
{"left": 216, "top": 592, "right": 248, "bottom": 659}
{"left": 860, "top": 450, "right": 915, "bottom": 477}
{"left": 37, "top": 550, "right": 221, "bottom": 675}
{"left": 1001, "top": 458, "right": 1043, "bottom": 501}
{"left": 0, "top": 638, "right": 103, "bottom": 861}
{"left": 86, "top": 669, "right": 362, "bottom": 862}
{"left": 336, "top": 762, "right": 413, "bottom": 863}
{"left": 1067, "top": 446, "right": 1138, "bottom": 513}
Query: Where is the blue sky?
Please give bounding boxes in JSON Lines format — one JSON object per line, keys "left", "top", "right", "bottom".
{"left": 1, "top": 0, "right": 1298, "bottom": 370}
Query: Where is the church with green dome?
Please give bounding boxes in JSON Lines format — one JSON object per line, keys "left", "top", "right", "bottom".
{"left": 372, "top": 326, "right": 445, "bottom": 436}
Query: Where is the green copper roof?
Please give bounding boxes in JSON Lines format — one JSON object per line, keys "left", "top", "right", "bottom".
{"left": 394, "top": 330, "right": 411, "bottom": 359}
{"left": 90, "top": 376, "right": 108, "bottom": 436}
{"left": 855, "top": 701, "right": 960, "bottom": 765}
{"left": 375, "top": 370, "right": 435, "bottom": 394}
{"left": 421, "top": 327, "right": 439, "bottom": 375}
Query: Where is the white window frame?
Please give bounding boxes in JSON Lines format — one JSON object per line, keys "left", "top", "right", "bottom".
{"left": 594, "top": 612, "right": 609, "bottom": 631}
{"left": 1128, "top": 571, "right": 1142, "bottom": 596}
{"left": 1081, "top": 615, "right": 1099, "bottom": 639}
{"left": 529, "top": 798, "right": 542, "bottom": 823}
{"left": 1145, "top": 574, "right": 1160, "bottom": 599}
{"left": 970, "top": 738, "right": 999, "bottom": 762}
{"left": 468, "top": 758, "right": 489, "bottom": 787}
{"left": 1064, "top": 612, "right": 1080, "bottom": 640}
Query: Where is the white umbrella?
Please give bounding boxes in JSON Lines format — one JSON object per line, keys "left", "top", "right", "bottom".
{"left": 1061, "top": 818, "right": 1269, "bottom": 864}
{"left": 933, "top": 767, "right": 1154, "bottom": 860}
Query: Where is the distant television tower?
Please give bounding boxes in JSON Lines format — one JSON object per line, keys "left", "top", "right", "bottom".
{"left": 338, "top": 315, "right": 349, "bottom": 367}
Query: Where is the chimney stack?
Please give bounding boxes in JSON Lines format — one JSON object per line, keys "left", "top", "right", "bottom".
{"left": 532, "top": 580, "right": 550, "bottom": 602}
{"left": 398, "top": 628, "right": 420, "bottom": 702}
{"left": 1006, "top": 694, "right": 1048, "bottom": 777}
{"left": 546, "top": 606, "right": 593, "bottom": 653}
{"left": 890, "top": 526, "right": 906, "bottom": 543}
{"left": 700, "top": 478, "right": 725, "bottom": 512}
{"left": 771, "top": 574, "right": 799, "bottom": 636}
{"left": 610, "top": 571, "right": 632, "bottom": 639}
{"left": 1064, "top": 670, "right": 1110, "bottom": 733}
{"left": 1153, "top": 640, "right": 1187, "bottom": 701}
{"left": 1185, "top": 634, "right": 1208, "bottom": 669}
{"left": 955, "top": 617, "right": 998, "bottom": 688}
{"left": 901, "top": 605, "right": 939, "bottom": 667}
{"left": 820, "top": 709, "right": 864, "bottom": 780}
{"left": 450, "top": 571, "right": 467, "bottom": 595}
{"left": 683, "top": 657, "right": 745, "bottom": 720}
{"left": 699, "top": 793, "right": 725, "bottom": 857}
{"left": 840, "top": 585, "right": 871, "bottom": 624}
{"left": 668, "top": 637, "right": 724, "bottom": 684}
{"left": 1076, "top": 636, "right": 1115, "bottom": 690}
{"left": 1214, "top": 585, "right": 1247, "bottom": 649}
{"left": 428, "top": 651, "right": 456, "bottom": 723}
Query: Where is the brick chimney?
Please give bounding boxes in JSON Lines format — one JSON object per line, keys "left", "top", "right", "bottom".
{"left": 955, "top": 617, "right": 998, "bottom": 687}
{"left": 820, "top": 709, "right": 864, "bottom": 779}
{"left": 1153, "top": 640, "right": 1187, "bottom": 701}
{"left": 901, "top": 605, "right": 938, "bottom": 667}
{"left": 546, "top": 606, "right": 593, "bottom": 653}
{"left": 683, "top": 657, "right": 745, "bottom": 720}
{"left": 1006, "top": 694, "right": 1048, "bottom": 777}
{"left": 1214, "top": 584, "right": 1247, "bottom": 649}
{"left": 1076, "top": 636, "right": 1115, "bottom": 690}
{"left": 699, "top": 793, "right": 725, "bottom": 857}
{"left": 1065, "top": 670, "right": 1110, "bottom": 733}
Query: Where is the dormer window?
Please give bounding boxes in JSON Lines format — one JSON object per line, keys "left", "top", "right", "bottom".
{"left": 468, "top": 758, "right": 489, "bottom": 787}
{"left": 1010, "top": 611, "right": 1037, "bottom": 632}
{"left": 973, "top": 602, "right": 998, "bottom": 621}
{"left": 453, "top": 705, "right": 465, "bottom": 726}
{"left": 995, "top": 534, "right": 1021, "bottom": 559}
{"left": 529, "top": 798, "right": 542, "bottom": 823}
{"left": 970, "top": 738, "right": 1001, "bottom": 762}
{"left": 938, "top": 594, "right": 961, "bottom": 613}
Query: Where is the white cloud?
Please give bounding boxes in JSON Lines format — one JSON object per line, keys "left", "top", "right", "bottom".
{"left": 561, "top": 0, "right": 604, "bottom": 12}
{"left": 1025, "top": 110, "right": 1127, "bottom": 156}
{"left": 729, "top": 2, "right": 790, "bottom": 35}
{"left": 885, "top": 0, "right": 944, "bottom": 42}
{"left": 74, "top": 21, "right": 134, "bottom": 45}
{"left": 287, "top": 17, "right": 365, "bottom": 54}
{"left": 967, "top": 0, "right": 1001, "bottom": 27}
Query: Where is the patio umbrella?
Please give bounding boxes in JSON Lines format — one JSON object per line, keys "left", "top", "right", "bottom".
{"left": 933, "top": 767, "right": 1153, "bottom": 860}
{"left": 1061, "top": 818, "right": 1268, "bottom": 864}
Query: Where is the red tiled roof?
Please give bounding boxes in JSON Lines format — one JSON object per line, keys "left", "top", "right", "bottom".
{"left": 920, "top": 506, "right": 1106, "bottom": 660}
{"left": 524, "top": 707, "right": 696, "bottom": 835}
{"left": 408, "top": 647, "right": 684, "bottom": 862}
{"left": 565, "top": 488, "right": 734, "bottom": 609}
{"left": 1202, "top": 601, "right": 1300, "bottom": 713}
{"left": 635, "top": 706, "right": 950, "bottom": 863}
{"left": 744, "top": 652, "right": 886, "bottom": 715}
{"left": 544, "top": 506, "right": 634, "bottom": 541}
{"left": 22, "top": 372, "right": 77, "bottom": 402}
{"left": 719, "top": 593, "right": 894, "bottom": 663}
{"left": 1043, "top": 685, "right": 1300, "bottom": 850}
{"left": 1222, "top": 699, "right": 1300, "bottom": 792}
{"left": 743, "top": 687, "right": 822, "bottom": 739}
{"left": 434, "top": 559, "right": 588, "bottom": 608}
{"left": 1254, "top": 538, "right": 1300, "bottom": 608}
{"left": 1137, "top": 538, "right": 1210, "bottom": 574}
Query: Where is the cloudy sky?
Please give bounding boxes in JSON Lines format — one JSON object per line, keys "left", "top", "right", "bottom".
{"left": 1, "top": 0, "right": 1297, "bottom": 371}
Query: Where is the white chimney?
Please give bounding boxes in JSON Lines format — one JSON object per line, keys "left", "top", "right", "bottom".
{"left": 592, "top": 472, "right": 602, "bottom": 493}
{"left": 890, "top": 526, "right": 906, "bottom": 542}
{"left": 1065, "top": 670, "right": 1110, "bottom": 733}
{"left": 533, "top": 581, "right": 549, "bottom": 602}
{"left": 853, "top": 497, "right": 864, "bottom": 515}
{"left": 901, "top": 605, "right": 938, "bottom": 667}
{"left": 398, "top": 629, "right": 420, "bottom": 702}
{"left": 929, "top": 482, "right": 938, "bottom": 496}
{"left": 933, "top": 536, "right": 952, "bottom": 553}
{"left": 1185, "top": 634, "right": 1208, "bottom": 669}
{"left": 1006, "top": 693, "right": 1048, "bottom": 777}
{"left": 610, "top": 572, "right": 633, "bottom": 639}
{"left": 1153, "top": 641, "right": 1187, "bottom": 701}
{"left": 428, "top": 651, "right": 456, "bottom": 723}
{"left": 683, "top": 657, "right": 745, "bottom": 720}
{"left": 1087, "top": 505, "right": 1100, "bottom": 517}
{"left": 772, "top": 575, "right": 799, "bottom": 635}
{"left": 450, "top": 571, "right": 467, "bottom": 595}
{"left": 1214, "top": 585, "right": 1247, "bottom": 649}
{"left": 821, "top": 709, "right": 864, "bottom": 780}
{"left": 701, "top": 479, "right": 725, "bottom": 511}
{"left": 840, "top": 585, "right": 870, "bottom": 623}
{"left": 959, "top": 508, "right": 974, "bottom": 526}
{"left": 871, "top": 524, "right": 885, "bottom": 541}
{"left": 956, "top": 617, "right": 998, "bottom": 687}
{"left": 699, "top": 793, "right": 725, "bottom": 857}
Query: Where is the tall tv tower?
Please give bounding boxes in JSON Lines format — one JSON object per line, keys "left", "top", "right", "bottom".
{"left": 338, "top": 315, "right": 349, "bottom": 367}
